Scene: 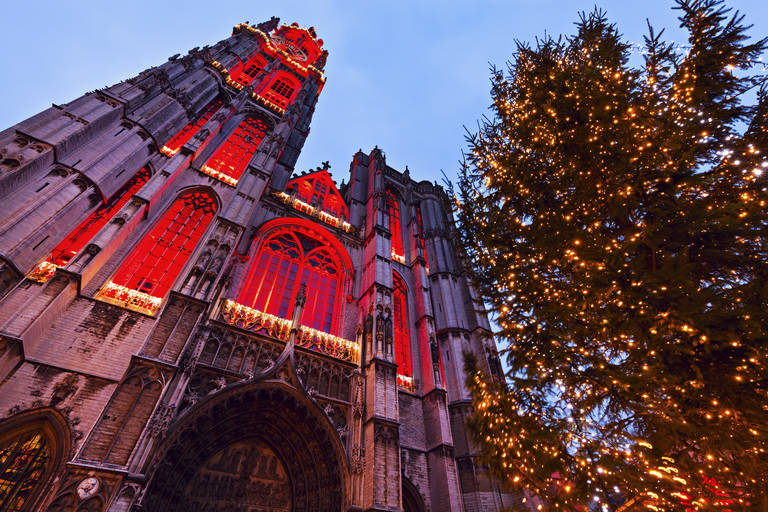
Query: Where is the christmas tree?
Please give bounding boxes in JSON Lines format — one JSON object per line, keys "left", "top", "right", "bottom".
{"left": 457, "top": 1, "right": 767, "bottom": 509}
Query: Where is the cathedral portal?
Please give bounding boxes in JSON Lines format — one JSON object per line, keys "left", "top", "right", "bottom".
{"left": 140, "top": 379, "right": 347, "bottom": 512}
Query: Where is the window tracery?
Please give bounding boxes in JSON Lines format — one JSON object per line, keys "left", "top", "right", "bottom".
{"left": 161, "top": 98, "right": 223, "bottom": 157}
{"left": 0, "top": 430, "right": 51, "bottom": 511}
{"left": 201, "top": 117, "right": 267, "bottom": 186}
{"left": 98, "top": 190, "right": 217, "bottom": 315}
{"left": 235, "top": 222, "right": 349, "bottom": 335}
{"left": 261, "top": 74, "right": 299, "bottom": 109}
{"left": 393, "top": 272, "right": 413, "bottom": 387}
{"left": 229, "top": 54, "right": 267, "bottom": 87}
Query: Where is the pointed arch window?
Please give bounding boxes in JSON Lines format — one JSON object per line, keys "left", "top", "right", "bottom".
{"left": 99, "top": 190, "right": 217, "bottom": 315}
{"left": 161, "top": 98, "right": 223, "bottom": 157}
{"left": 386, "top": 189, "right": 405, "bottom": 264}
{"left": 201, "top": 117, "right": 267, "bottom": 186}
{"left": 28, "top": 168, "right": 152, "bottom": 283}
{"left": 230, "top": 54, "right": 267, "bottom": 87}
{"left": 393, "top": 272, "right": 413, "bottom": 387}
{"left": 415, "top": 204, "right": 429, "bottom": 272}
{"left": 0, "top": 430, "right": 51, "bottom": 511}
{"left": 236, "top": 223, "right": 349, "bottom": 335}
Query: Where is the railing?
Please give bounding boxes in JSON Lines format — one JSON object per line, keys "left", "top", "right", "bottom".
{"left": 97, "top": 281, "right": 162, "bottom": 315}
{"left": 220, "top": 299, "right": 359, "bottom": 364}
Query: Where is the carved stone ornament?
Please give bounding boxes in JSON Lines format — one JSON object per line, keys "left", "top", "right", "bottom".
{"left": 76, "top": 477, "right": 100, "bottom": 500}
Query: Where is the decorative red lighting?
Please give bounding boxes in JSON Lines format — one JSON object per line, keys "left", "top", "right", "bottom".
{"left": 161, "top": 98, "right": 223, "bottom": 156}
{"left": 202, "top": 117, "right": 267, "bottom": 185}
{"left": 108, "top": 190, "right": 217, "bottom": 302}
{"left": 285, "top": 168, "right": 349, "bottom": 220}
{"left": 393, "top": 271, "right": 413, "bottom": 381}
{"left": 236, "top": 223, "right": 347, "bottom": 335}
{"left": 229, "top": 54, "right": 267, "bottom": 87}
{"left": 49, "top": 168, "right": 152, "bottom": 267}
{"left": 261, "top": 73, "right": 299, "bottom": 109}
{"left": 386, "top": 189, "right": 404, "bottom": 263}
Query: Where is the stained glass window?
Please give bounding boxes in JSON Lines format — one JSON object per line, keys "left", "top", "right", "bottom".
{"left": 202, "top": 117, "right": 267, "bottom": 186}
{"left": 393, "top": 272, "right": 413, "bottom": 381}
{"left": 161, "top": 98, "right": 223, "bottom": 157}
{"left": 0, "top": 431, "right": 50, "bottom": 512}
{"left": 237, "top": 225, "right": 346, "bottom": 334}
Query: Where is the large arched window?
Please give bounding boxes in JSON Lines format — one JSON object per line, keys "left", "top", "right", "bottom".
{"left": 202, "top": 117, "right": 268, "bottom": 186}
{"left": 393, "top": 272, "right": 413, "bottom": 385}
{"left": 261, "top": 73, "right": 300, "bottom": 109}
{"left": 29, "top": 167, "right": 152, "bottom": 283}
{"left": 161, "top": 98, "right": 223, "bottom": 157}
{"left": 236, "top": 221, "right": 350, "bottom": 335}
{"left": 386, "top": 188, "right": 405, "bottom": 264}
{"left": 99, "top": 190, "right": 217, "bottom": 315}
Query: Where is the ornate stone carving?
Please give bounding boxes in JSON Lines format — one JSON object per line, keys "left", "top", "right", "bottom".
{"left": 76, "top": 477, "right": 100, "bottom": 500}
{"left": 148, "top": 404, "right": 176, "bottom": 439}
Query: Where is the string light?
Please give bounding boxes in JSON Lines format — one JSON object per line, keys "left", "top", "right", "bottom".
{"left": 458, "top": 1, "right": 768, "bottom": 510}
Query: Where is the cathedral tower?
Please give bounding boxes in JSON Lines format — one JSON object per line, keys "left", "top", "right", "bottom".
{"left": 0, "top": 17, "right": 515, "bottom": 512}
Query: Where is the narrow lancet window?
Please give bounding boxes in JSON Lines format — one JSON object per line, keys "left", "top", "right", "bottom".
{"left": 415, "top": 204, "right": 429, "bottom": 272}
{"left": 386, "top": 189, "right": 405, "bottom": 263}
{"left": 393, "top": 272, "right": 413, "bottom": 387}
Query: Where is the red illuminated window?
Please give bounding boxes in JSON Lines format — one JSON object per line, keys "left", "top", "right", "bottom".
{"left": 261, "top": 74, "right": 299, "bottom": 109}
{"left": 109, "top": 190, "right": 217, "bottom": 300}
{"left": 237, "top": 223, "right": 348, "bottom": 334}
{"left": 284, "top": 169, "right": 349, "bottom": 221}
{"left": 161, "top": 98, "right": 223, "bottom": 156}
{"left": 393, "top": 272, "right": 413, "bottom": 380}
{"left": 230, "top": 55, "right": 266, "bottom": 87}
{"left": 386, "top": 189, "right": 404, "bottom": 262}
{"left": 415, "top": 204, "right": 429, "bottom": 271}
{"left": 48, "top": 168, "right": 152, "bottom": 267}
{"left": 202, "top": 117, "right": 267, "bottom": 185}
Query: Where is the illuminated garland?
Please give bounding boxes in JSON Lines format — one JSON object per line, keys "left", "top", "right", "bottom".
{"left": 220, "top": 299, "right": 359, "bottom": 363}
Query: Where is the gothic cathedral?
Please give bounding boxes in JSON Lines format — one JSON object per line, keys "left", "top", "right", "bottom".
{"left": 0, "top": 17, "right": 516, "bottom": 512}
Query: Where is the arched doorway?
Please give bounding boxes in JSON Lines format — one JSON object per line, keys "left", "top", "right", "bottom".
{"left": 141, "top": 379, "right": 347, "bottom": 511}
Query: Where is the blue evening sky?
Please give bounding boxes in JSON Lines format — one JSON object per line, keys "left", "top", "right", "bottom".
{"left": 1, "top": 1, "right": 765, "bottom": 187}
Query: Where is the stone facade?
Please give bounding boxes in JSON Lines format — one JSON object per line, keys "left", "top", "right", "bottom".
{"left": 0, "top": 17, "right": 517, "bottom": 512}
